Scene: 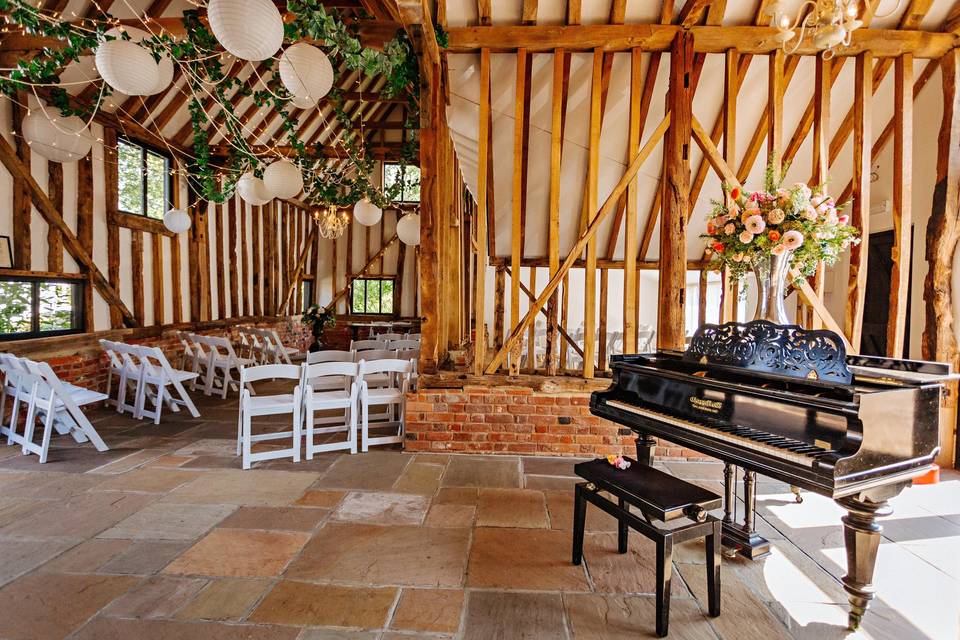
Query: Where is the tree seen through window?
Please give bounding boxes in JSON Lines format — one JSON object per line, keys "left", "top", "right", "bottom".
{"left": 350, "top": 278, "right": 394, "bottom": 315}
{"left": 117, "top": 138, "right": 170, "bottom": 220}
{"left": 0, "top": 278, "right": 82, "bottom": 338}
{"left": 383, "top": 164, "right": 421, "bottom": 203}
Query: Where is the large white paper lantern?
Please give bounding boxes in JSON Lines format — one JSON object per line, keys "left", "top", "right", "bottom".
{"left": 289, "top": 93, "right": 318, "bottom": 110}
{"left": 208, "top": 0, "right": 284, "bottom": 62}
{"left": 353, "top": 200, "right": 382, "bottom": 227}
{"left": 149, "top": 54, "right": 174, "bottom": 96}
{"left": 237, "top": 171, "right": 272, "bottom": 206}
{"left": 21, "top": 105, "right": 93, "bottom": 163}
{"left": 163, "top": 208, "right": 192, "bottom": 233}
{"left": 397, "top": 213, "right": 420, "bottom": 246}
{"left": 279, "top": 43, "right": 334, "bottom": 102}
{"left": 263, "top": 159, "right": 303, "bottom": 199}
{"left": 95, "top": 38, "right": 160, "bottom": 96}
{"left": 97, "top": 27, "right": 171, "bottom": 96}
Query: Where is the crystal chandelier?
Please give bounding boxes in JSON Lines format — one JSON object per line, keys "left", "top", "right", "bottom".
{"left": 766, "top": 0, "right": 893, "bottom": 57}
{"left": 313, "top": 205, "right": 350, "bottom": 239}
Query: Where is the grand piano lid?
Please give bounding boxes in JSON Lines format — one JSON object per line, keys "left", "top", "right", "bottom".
{"left": 683, "top": 320, "right": 853, "bottom": 385}
{"left": 846, "top": 354, "right": 960, "bottom": 385}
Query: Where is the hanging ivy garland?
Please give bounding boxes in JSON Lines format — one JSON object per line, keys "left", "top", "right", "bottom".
{"left": 0, "top": 0, "right": 420, "bottom": 206}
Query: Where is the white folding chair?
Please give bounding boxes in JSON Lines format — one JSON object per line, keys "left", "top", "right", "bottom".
{"left": 132, "top": 345, "right": 201, "bottom": 424}
{"left": 305, "top": 350, "right": 354, "bottom": 390}
{"left": 180, "top": 332, "right": 211, "bottom": 390}
{"left": 100, "top": 340, "right": 141, "bottom": 416}
{"left": 265, "top": 329, "right": 301, "bottom": 364}
{"left": 358, "top": 358, "right": 413, "bottom": 452}
{"left": 350, "top": 339, "right": 387, "bottom": 353}
{"left": 352, "top": 349, "right": 397, "bottom": 391}
{"left": 12, "top": 359, "right": 108, "bottom": 463}
{"left": 395, "top": 349, "right": 420, "bottom": 392}
{"left": 388, "top": 339, "right": 421, "bottom": 350}
{"left": 374, "top": 332, "right": 405, "bottom": 341}
{"left": 302, "top": 361, "right": 360, "bottom": 457}
{"left": 237, "top": 364, "right": 302, "bottom": 470}
{"left": 195, "top": 335, "right": 255, "bottom": 398}
{"left": 235, "top": 327, "right": 266, "bottom": 364}
{"left": 0, "top": 354, "right": 21, "bottom": 434}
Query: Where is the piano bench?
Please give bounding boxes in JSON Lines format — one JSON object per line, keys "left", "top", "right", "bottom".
{"left": 572, "top": 457, "right": 723, "bottom": 638}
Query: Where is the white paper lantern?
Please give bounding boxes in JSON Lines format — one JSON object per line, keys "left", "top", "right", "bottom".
{"left": 21, "top": 105, "right": 93, "bottom": 163}
{"left": 95, "top": 38, "right": 160, "bottom": 96}
{"left": 397, "top": 213, "right": 421, "bottom": 246}
{"left": 289, "top": 93, "right": 318, "bottom": 110}
{"left": 148, "top": 54, "right": 174, "bottom": 96}
{"left": 208, "top": 0, "right": 284, "bottom": 62}
{"left": 237, "top": 171, "right": 272, "bottom": 206}
{"left": 163, "top": 208, "right": 192, "bottom": 234}
{"left": 279, "top": 43, "right": 334, "bottom": 102}
{"left": 263, "top": 159, "right": 304, "bottom": 199}
{"left": 103, "top": 27, "right": 173, "bottom": 96}
{"left": 353, "top": 200, "right": 382, "bottom": 227}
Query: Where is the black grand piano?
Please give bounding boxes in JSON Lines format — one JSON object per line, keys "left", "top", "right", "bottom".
{"left": 591, "top": 320, "right": 953, "bottom": 630}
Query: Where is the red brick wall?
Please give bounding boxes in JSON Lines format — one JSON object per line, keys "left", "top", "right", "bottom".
{"left": 404, "top": 385, "right": 708, "bottom": 461}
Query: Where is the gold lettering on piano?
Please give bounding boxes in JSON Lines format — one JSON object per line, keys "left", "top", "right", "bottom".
{"left": 689, "top": 397, "right": 723, "bottom": 414}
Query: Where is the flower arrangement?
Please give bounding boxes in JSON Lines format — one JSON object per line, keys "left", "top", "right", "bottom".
{"left": 301, "top": 305, "right": 336, "bottom": 350}
{"left": 702, "top": 162, "right": 859, "bottom": 282}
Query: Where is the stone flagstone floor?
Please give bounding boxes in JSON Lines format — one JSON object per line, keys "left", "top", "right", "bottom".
{"left": 0, "top": 388, "right": 957, "bottom": 639}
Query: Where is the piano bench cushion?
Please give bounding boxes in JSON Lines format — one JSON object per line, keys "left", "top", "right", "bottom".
{"left": 575, "top": 457, "right": 722, "bottom": 522}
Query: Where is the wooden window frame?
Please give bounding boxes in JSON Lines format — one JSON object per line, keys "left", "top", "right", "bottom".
{"left": 116, "top": 136, "right": 172, "bottom": 222}
{"left": 0, "top": 275, "right": 85, "bottom": 341}
{"left": 349, "top": 276, "right": 396, "bottom": 316}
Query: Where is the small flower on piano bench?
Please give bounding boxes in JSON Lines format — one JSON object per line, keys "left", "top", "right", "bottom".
{"left": 606, "top": 455, "right": 632, "bottom": 470}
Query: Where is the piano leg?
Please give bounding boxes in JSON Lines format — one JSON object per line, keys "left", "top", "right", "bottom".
{"left": 722, "top": 463, "right": 735, "bottom": 523}
{"left": 635, "top": 434, "right": 657, "bottom": 466}
{"left": 721, "top": 469, "right": 771, "bottom": 560}
{"left": 836, "top": 488, "right": 900, "bottom": 630}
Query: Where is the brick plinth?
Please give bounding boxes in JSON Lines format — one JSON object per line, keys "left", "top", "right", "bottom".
{"left": 404, "top": 385, "right": 709, "bottom": 461}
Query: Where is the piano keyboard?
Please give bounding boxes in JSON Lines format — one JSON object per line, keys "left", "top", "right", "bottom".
{"left": 605, "top": 400, "right": 831, "bottom": 468}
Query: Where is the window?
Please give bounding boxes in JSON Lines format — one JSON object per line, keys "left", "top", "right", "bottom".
{"left": 0, "top": 277, "right": 84, "bottom": 339}
{"left": 117, "top": 137, "right": 171, "bottom": 220}
{"left": 350, "top": 278, "right": 394, "bottom": 315}
{"left": 383, "top": 163, "right": 421, "bottom": 203}
{"left": 301, "top": 280, "right": 314, "bottom": 313}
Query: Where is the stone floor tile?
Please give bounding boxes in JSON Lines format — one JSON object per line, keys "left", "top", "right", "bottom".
{"left": 285, "top": 522, "right": 469, "bottom": 587}
{"left": 311, "top": 451, "right": 412, "bottom": 490}
{"left": 565, "top": 593, "right": 718, "bottom": 640}
{"left": 582, "top": 533, "right": 688, "bottom": 596}
{"left": 99, "top": 541, "right": 192, "bottom": 575}
{"left": 163, "top": 469, "right": 319, "bottom": 506}
{"left": 466, "top": 527, "right": 591, "bottom": 591}
{"left": 0, "top": 537, "right": 77, "bottom": 586}
{"left": 331, "top": 491, "right": 430, "bottom": 525}
{"left": 93, "top": 467, "right": 200, "bottom": 493}
{"left": 0, "top": 497, "right": 53, "bottom": 529}
{"left": 180, "top": 455, "right": 243, "bottom": 470}
{"left": 424, "top": 503, "right": 476, "bottom": 528}
{"left": 219, "top": 506, "right": 328, "bottom": 531}
{"left": 88, "top": 449, "right": 167, "bottom": 474}
{"left": 103, "top": 575, "right": 208, "bottom": 618}
{"left": 0, "top": 446, "right": 141, "bottom": 473}
{"left": 71, "top": 617, "right": 301, "bottom": 640}
{"left": 545, "top": 490, "right": 619, "bottom": 531}
{"left": 249, "top": 581, "right": 397, "bottom": 628}
{"left": 476, "top": 488, "right": 549, "bottom": 528}
{"left": 99, "top": 502, "right": 236, "bottom": 541}
{"left": 39, "top": 538, "right": 132, "bottom": 574}
{"left": 525, "top": 475, "right": 582, "bottom": 491}
{"left": 414, "top": 453, "right": 450, "bottom": 466}
{"left": 294, "top": 489, "right": 346, "bottom": 508}
{"left": 1, "top": 471, "right": 103, "bottom": 498}
{"left": 176, "top": 578, "right": 270, "bottom": 621}
{"left": 390, "top": 588, "right": 464, "bottom": 633}
{"left": 441, "top": 456, "right": 521, "bottom": 488}
{"left": 0, "top": 491, "right": 155, "bottom": 539}
{"left": 432, "top": 487, "right": 479, "bottom": 505}
{"left": 296, "top": 630, "right": 380, "bottom": 640}
{"left": 146, "top": 454, "right": 194, "bottom": 468}
{"left": 462, "top": 591, "right": 567, "bottom": 640}
{"left": 393, "top": 461, "right": 445, "bottom": 494}
{"left": 164, "top": 528, "right": 310, "bottom": 577}
{"left": 522, "top": 456, "right": 587, "bottom": 476}
{"left": 174, "top": 439, "right": 243, "bottom": 457}
{"left": 0, "top": 572, "right": 139, "bottom": 640}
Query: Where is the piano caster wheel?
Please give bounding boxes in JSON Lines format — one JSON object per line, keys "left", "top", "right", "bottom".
{"left": 790, "top": 485, "right": 803, "bottom": 504}
{"left": 721, "top": 545, "right": 739, "bottom": 559}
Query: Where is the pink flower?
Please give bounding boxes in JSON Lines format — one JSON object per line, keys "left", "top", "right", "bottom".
{"left": 838, "top": 214, "right": 850, "bottom": 225}
{"left": 723, "top": 223, "right": 736, "bottom": 235}
{"left": 745, "top": 215, "right": 765, "bottom": 234}
{"left": 739, "top": 230, "right": 754, "bottom": 244}
{"left": 727, "top": 203, "right": 741, "bottom": 218}
{"left": 771, "top": 244, "right": 787, "bottom": 256}
{"left": 794, "top": 182, "right": 812, "bottom": 199}
{"left": 804, "top": 206, "right": 818, "bottom": 221}
{"left": 782, "top": 229, "right": 805, "bottom": 250}
{"left": 767, "top": 208, "right": 785, "bottom": 224}
{"left": 811, "top": 195, "right": 825, "bottom": 207}
{"left": 733, "top": 252, "right": 744, "bottom": 262}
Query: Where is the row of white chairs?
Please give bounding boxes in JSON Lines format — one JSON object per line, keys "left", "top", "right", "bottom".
{"left": 237, "top": 358, "right": 415, "bottom": 469}
{"left": 0, "top": 354, "right": 108, "bottom": 463}
{"left": 350, "top": 338, "right": 421, "bottom": 352}
{"left": 100, "top": 340, "right": 200, "bottom": 424}
{"left": 237, "top": 326, "right": 301, "bottom": 366}
{"left": 177, "top": 332, "right": 256, "bottom": 399}
{"left": 371, "top": 332, "right": 421, "bottom": 341}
